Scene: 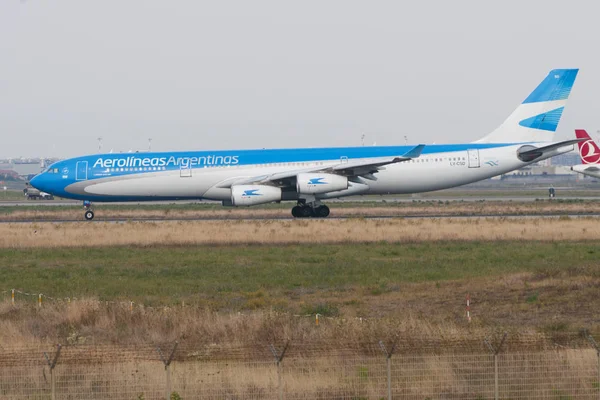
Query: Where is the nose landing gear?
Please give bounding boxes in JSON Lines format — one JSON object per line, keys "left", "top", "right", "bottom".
{"left": 83, "top": 201, "right": 94, "bottom": 221}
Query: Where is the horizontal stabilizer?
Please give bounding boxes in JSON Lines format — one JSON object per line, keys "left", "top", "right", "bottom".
{"left": 574, "top": 165, "right": 600, "bottom": 172}
{"left": 571, "top": 164, "right": 600, "bottom": 178}
{"left": 517, "top": 139, "right": 583, "bottom": 162}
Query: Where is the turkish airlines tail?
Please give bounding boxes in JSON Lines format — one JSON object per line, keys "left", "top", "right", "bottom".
{"left": 575, "top": 129, "right": 600, "bottom": 164}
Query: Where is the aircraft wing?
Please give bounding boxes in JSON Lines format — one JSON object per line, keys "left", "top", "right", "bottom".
{"left": 217, "top": 144, "right": 425, "bottom": 188}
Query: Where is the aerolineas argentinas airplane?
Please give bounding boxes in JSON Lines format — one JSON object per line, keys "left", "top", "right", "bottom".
{"left": 31, "top": 69, "right": 580, "bottom": 220}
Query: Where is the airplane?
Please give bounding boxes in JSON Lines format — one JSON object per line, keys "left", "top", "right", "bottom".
{"left": 31, "top": 69, "right": 581, "bottom": 220}
{"left": 571, "top": 129, "right": 600, "bottom": 178}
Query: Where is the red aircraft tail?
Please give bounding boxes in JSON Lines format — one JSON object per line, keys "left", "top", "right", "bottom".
{"left": 575, "top": 129, "right": 600, "bottom": 164}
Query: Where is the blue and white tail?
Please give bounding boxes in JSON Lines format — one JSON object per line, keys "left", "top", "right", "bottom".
{"left": 476, "top": 69, "right": 579, "bottom": 143}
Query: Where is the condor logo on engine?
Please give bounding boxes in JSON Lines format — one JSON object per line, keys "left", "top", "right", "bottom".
{"left": 231, "top": 185, "right": 281, "bottom": 207}
{"left": 242, "top": 189, "right": 261, "bottom": 197}
{"left": 296, "top": 173, "right": 348, "bottom": 195}
{"left": 308, "top": 178, "right": 327, "bottom": 185}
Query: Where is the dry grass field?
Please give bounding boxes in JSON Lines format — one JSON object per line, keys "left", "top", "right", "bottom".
{"left": 2, "top": 213, "right": 600, "bottom": 397}
{"left": 2, "top": 216, "right": 600, "bottom": 248}
{"left": 0, "top": 217, "right": 599, "bottom": 335}
{"left": 0, "top": 299, "right": 595, "bottom": 351}
{"left": 0, "top": 219, "right": 599, "bottom": 346}
{"left": 1, "top": 299, "right": 598, "bottom": 399}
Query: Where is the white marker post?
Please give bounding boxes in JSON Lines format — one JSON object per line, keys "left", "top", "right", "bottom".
{"left": 466, "top": 294, "right": 471, "bottom": 323}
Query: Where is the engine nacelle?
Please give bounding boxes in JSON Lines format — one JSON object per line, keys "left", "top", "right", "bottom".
{"left": 231, "top": 185, "right": 282, "bottom": 206}
{"left": 296, "top": 173, "right": 348, "bottom": 195}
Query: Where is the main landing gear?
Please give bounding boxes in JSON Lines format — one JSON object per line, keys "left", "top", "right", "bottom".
{"left": 291, "top": 203, "right": 330, "bottom": 218}
{"left": 83, "top": 201, "right": 94, "bottom": 221}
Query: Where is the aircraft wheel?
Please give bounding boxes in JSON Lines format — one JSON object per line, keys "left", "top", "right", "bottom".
{"left": 300, "top": 206, "right": 313, "bottom": 218}
{"left": 84, "top": 210, "right": 95, "bottom": 221}
{"left": 291, "top": 206, "right": 302, "bottom": 218}
{"left": 315, "top": 205, "right": 330, "bottom": 218}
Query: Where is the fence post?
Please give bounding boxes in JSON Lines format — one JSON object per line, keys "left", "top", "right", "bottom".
{"left": 379, "top": 339, "right": 398, "bottom": 400}
{"left": 586, "top": 334, "right": 600, "bottom": 399}
{"left": 43, "top": 344, "right": 62, "bottom": 400}
{"left": 157, "top": 342, "right": 178, "bottom": 400}
{"left": 485, "top": 332, "right": 507, "bottom": 400}
{"left": 270, "top": 342, "right": 289, "bottom": 400}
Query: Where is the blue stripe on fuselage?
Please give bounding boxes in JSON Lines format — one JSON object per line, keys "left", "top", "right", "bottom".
{"left": 70, "top": 142, "right": 517, "bottom": 180}
{"left": 32, "top": 142, "right": 524, "bottom": 202}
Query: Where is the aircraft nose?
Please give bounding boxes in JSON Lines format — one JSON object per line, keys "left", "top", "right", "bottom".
{"left": 29, "top": 174, "right": 44, "bottom": 191}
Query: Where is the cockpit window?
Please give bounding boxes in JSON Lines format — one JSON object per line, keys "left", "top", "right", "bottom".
{"left": 46, "top": 168, "right": 59, "bottom": 174}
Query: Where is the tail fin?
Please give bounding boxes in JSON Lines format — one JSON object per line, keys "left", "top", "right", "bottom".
{"left": 575, "top": 129, "right": 600, "bottom": 164}
{"left": 475, "top": 69, "right": 579, "bottom": 143}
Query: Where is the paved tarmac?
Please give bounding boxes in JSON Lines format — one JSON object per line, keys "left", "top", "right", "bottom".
{"left": 1, "top": 195, "right": 599, "bottom": 223}
{"left": 2, "top": 213, "right": 600, "bottom": 224}
{"left": 2, "top": 196, "right": 600, "bottom": 207}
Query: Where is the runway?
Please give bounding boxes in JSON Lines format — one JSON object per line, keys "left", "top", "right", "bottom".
{"left": 2, "top": 196, "right": 600, "bottom": 207}
{"left": 1, "top": 194, "right": 599, "bottom": 223}
{"left": 2, "top": 212, "right": 600, "bottom": 224}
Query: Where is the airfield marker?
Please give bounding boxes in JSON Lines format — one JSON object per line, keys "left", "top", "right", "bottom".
{"left": 466, "top": 294, "right": 471, "bottom": 323}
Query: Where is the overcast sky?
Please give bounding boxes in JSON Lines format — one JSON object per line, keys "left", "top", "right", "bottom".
{"left": 1, "top": 0, "right": 598, "bottom": 158}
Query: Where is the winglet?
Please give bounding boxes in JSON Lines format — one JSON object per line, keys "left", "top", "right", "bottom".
{"left": 401, "top": 144, "right": 425, "bottom": 159}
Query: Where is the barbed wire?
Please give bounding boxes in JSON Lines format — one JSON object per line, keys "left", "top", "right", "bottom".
{"left": 0, "top": 337, "right": 598, "bottom": 367}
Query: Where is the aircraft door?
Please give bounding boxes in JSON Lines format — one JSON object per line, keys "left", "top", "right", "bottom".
{"left": 180, "top": 160, "right": 192, "bottom": 178}
{"left": 467, "top": 149, "right": 480, "bottom": 168}
{"left": 76, "top": 161, "right": 88, "bottom": 180}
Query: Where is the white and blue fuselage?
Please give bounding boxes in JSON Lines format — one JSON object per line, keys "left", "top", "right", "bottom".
{"left": 30, "top": 69, "right": 581, "bottom": 218}
{"left": 31, "top": 142, "right": 564, "bottom": 202}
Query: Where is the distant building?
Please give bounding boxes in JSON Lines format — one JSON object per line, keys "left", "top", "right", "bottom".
{"left": 0, "top": 170, "right": 20, "bottom": 181}
{"left": 551, "top": 152, "right": 580, "bottom": 166}
{"left": 504, "top": 164, "right": 576, "bottom": 178}
{"left": 12, "top": 163, "right": 43, "bottom": 177}
{"left": 0, "top": 160, "right": 44, "bottom": 179}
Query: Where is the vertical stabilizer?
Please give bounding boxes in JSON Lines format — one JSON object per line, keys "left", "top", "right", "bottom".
{"left": 476, "top": 69, "right": 578, "bottom": 143}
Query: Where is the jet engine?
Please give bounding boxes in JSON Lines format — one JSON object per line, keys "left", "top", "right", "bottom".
{"left": 231, "top": 185, "right": 282, "bottom": 206}
{"left": 296, "top": 173, "right": 348, "bottom": 195}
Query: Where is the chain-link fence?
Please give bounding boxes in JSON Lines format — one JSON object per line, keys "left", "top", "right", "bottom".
{"left": 1, "top": 337, "right": 599, "bottom": 399}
